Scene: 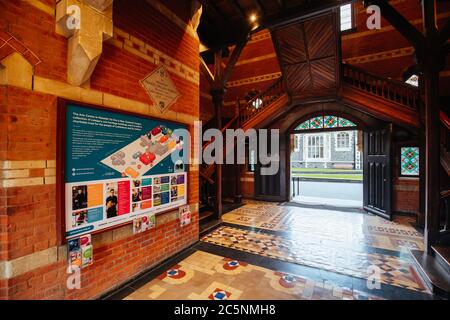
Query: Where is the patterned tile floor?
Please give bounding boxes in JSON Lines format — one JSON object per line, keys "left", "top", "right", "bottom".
{"left": 222, "top": 202, "right": 424, "bottom": 252}
{"left": 201, "top": 225, "right": 427, "bottom": 293}
{"left": 113, "top": 201, "right": 435, "bottom": 300}
{"left": 124, "top": 251, "right": 384, "bottom": 300}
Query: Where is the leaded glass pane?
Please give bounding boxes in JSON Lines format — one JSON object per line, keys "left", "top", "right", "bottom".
{"left": 296, "top": 116, "right": 356, "bottom": 131}
{"left": 338, "top": 117, "right": 356, "bottom": 128}
{"left": 324, "top": 116, "right": 338, "bottom": 128}
{"left": 401, "top": 147, "right": 420, "bottom": 176}
{"left": 309, "top": 116, "right": 324, "bottom": 129}
{"left": 296, "top": 120, "right": 310, "bottom": 130}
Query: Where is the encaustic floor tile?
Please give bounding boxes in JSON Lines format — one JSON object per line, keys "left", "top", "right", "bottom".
{"left": 124, "top": 250, "right": 385, "bottom": 301}
{"left": 222, "top": 201, "right": 424, "bottom": 252}
{"left": 122, "top": 201, "right": 432, "bottom": 300}
{"left": 201, "top": 226, "right": 429, "bottom": 294}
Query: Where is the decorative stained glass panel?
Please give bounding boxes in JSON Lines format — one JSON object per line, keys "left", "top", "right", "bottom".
{"left": 338, "top": 117, "right": 356, "bottom": 128}
{"left": 401, "top": 147, "right": 420, "bottom": 176}
{"left": 295, "top": 115, "right": 357, "bottom": 131}
{"left": 297, "top": 120, "right": 310, "bottom": 130}
{"left": 324, "top": 116, "right": 338, "bottom": 128}
{"left": 309, "top": 116, "right": 324, "bottom": 129}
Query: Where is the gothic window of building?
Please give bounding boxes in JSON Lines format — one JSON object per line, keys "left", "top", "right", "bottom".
{"left": 335, "top": 132, "right": 351, "bottom": 151}
{"left": 294, "top": 135, "right": 301, "bottom": 152}
{"left": 306, "top": 135, "right": 325, "bottom": 159}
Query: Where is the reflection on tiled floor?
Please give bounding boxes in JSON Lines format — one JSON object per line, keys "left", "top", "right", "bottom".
{"left": 116, "top": 201, "right": 433, "bottom": 300}
{"left": 222, "top": 202, "right": 424, "bottom": 252}
{"left": 201, "top": 226, "right": 427, "bottom": 293}
{"left": 125, "top": 251, "right": 383, "bottom": 300}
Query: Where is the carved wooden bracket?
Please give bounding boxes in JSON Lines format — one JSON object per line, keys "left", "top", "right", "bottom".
{"left": 56, "top": 0, "right": 113, "bottom": 86}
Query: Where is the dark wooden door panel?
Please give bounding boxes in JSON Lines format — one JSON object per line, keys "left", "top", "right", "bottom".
{"left": 363, "top": 125, "right": 393, "bottom": 220}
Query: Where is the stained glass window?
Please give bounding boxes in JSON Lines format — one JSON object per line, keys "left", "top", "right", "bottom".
{"left": 295, "top": 115, "right": 357, "bottom": 131}
{"left": 324, "top": 116, "right": 338, "bottom": 128}
{"left": 309, "top": 116, "right": 324, "bottom": 129}
{"left": 298, "top": 120, "right": 310, "bottom": 130}
{"left": 401, "top": 147, "right": 420, "bottom": 176}
{"left": 338, "top": 117, "right": 356, "bottom": 128}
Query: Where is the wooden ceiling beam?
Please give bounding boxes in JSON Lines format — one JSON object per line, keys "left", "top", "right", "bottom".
{"left": 214, "top": 49, "right": 223, "bottom": 82}
{"left": 254, "top": 0, "right": 352, "bottom": 33}
{"left": 277, "top": 0, "right": 286, "bottom": 11}
{"left": 439, "top": 19, "right": 450, "bottom": 43}
{"left": 221, "top": 36, "right": 249, "bottom": 86}
{"left": 197, "top": 0, "right": 228, "bottom": 30}
{"left": 200, "top": 56, "right": 215, "bottom": 87}
{"left": 254, "top": 0, "right": 266, "bottom": 16}
{"left": 231, "top": 0, "right": 247, "bottom": 20}
{"left": 363, "top": 0, "right": 425, "bottom": 50}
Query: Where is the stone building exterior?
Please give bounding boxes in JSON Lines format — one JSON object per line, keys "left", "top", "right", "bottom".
{"left": 291, "top": 131, "right": 362, "bottom": 170}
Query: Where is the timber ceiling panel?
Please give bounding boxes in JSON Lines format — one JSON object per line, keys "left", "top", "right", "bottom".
{"left": 284, "top": 63, "right": 312, "bottom": 92}
{"left": 310, "top": 57, "right": 336, "bottom": 90}
{"left": 304, "top": 15, "right": 335, "bottom": 60}
{"left": 198, "top": 0, "right": 351, "bottom": 48}
{"left": 272, "top": 11, "right": 340, "bottom": 101}
{"left": 275, "top": 24, "right": 307, "bottom": 65}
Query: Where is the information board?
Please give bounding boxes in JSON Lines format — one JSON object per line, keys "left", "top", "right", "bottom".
{"left": 64, "top": 103, "right": 188, "bottom": 239}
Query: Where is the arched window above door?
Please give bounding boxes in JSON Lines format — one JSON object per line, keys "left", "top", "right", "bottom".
{"left": 295, "top": 115, "right": 357, "bottom": 131}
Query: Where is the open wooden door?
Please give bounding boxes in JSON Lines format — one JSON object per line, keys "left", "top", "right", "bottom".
{"left": 363, "top": 125, "right": 393, "bottom": 220}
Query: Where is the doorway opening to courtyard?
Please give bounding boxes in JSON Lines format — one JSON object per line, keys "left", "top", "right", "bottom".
{"left": 289, "top": 114, "right": 364, "bottom": 208}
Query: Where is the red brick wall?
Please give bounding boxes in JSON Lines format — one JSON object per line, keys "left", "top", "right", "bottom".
{"left": 0, "top": 0, "right": 200, "bottom": 300}
{"left": 0, "top": 0, "right": 68, "bottom": 82}
{"left": 3, "top": 216, "right": 198, "bottom": 300}
{"left": 393, "top": 178, "right": 420, "bottom": 214}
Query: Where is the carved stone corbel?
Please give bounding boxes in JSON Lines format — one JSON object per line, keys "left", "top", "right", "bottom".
{"left": 190, "top": 1, "right": 202, "bottom": 32}
{"left": 56, "top": 0, "right": 113, "bottom": 86}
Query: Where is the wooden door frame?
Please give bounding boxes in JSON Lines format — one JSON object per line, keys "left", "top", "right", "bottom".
{"left": 285, "top": 111, "right": 366, "bottom": 204}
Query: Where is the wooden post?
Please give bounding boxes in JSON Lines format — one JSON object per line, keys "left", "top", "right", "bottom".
{"left": 422, "top": 0, "right": 442, "bottom": 251}
{"left": 203, "top": 40, "right": 248, "bottom": 219}
{"left": 363, "top": 0, "right": 446, "bottom": 250}
{"left": 423, "top": 70, "right": 441, "bottom": 250}
{"left": 211, "top": 87, "right": 226, "bottom": 218}
{"left": 418, "top": 123, "right": 426, "bottom": 228}
{"left": 234, "top": 99, "right": 242, "bottom": 204}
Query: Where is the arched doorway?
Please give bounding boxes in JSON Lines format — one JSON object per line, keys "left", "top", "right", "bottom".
{"left": 289, "top": 112, "right": 364, "bottom": 208}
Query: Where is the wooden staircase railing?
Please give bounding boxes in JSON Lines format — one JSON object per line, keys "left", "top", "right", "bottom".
{"left": 342, "top": 63, "right": 420, "bottom": 111}
{"left": 239, "top": 77, "right": 285, "bottom": 125}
